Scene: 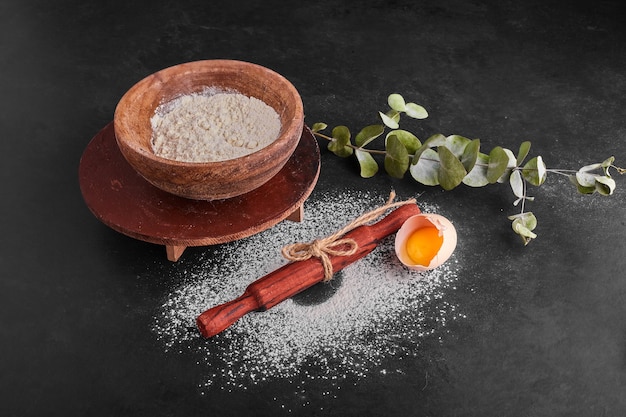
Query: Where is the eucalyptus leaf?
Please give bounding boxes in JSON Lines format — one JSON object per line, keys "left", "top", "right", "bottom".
{"left": 388, "top": 94, "right": 406, "bottom": 112}
{"left": 602, "top": 156, "right": 615, "bottom": 168}
{"left": 331, "top": 125, "right": 350, "bottom": 143}
{"left": 512, "top": 218, "right": 537, "bottom": 236}
{"left": 412, "top": 134, "right": 447, "bottom": 165}
{"left": 512, "top": 221, "right": 537, "bottom": 245}
{"left": 384, "top": 135, "right": 409, "bottom": 178}
{"left": 516, "top": 141, "right": 531, "bottom": 166}
{"left": 496, "top": 148, "right": 517, "bottom": 183}
{"left": 486, "top": 146, "right": 510, "bottom": 183}
{"left": 410, "top": 148, "right": 440, "bottom": 185}
{"left": 438, "top": 146, "right": 467, "bottom": 190}
{"left": 508, "top": 212, "right": 537, "bottom": 231}
{"left": 355, "top": 149, "right": 379, "bottom": 178}
{"left": 327, "top": 143, "right": 353, "bottom": 157}
{"left": 379, "top": 111, "right": 400, "bottom": 129}
{"left": 569, "top": 175, "right": 596, "bottom": 194}
{"left": 509, "top": 212, "right": 538, "bottom": 245}
{"left": 423, "top": 133, "right": 448, "bottom": 148}
{"left": 405, "top": 102, "right": 429, "bottom": 119}
{"left": 522, "top": 156, "right": 547, "bottom": 186}
{"left": 510, "top": 170, "right": 524, "bottom": 199}
{"left": 327, "top": 125, "right": 353, "bottom": 157}
{"left": 595, "top": 175, "right": 616, "bottom": 195}
{"left": 386, "top": 130, "right": 421, "bottom": 154}
{"left": 461, "top": 139, "right": 480, "bottom": 173}
{"left": 355, "top": 124, "right": 385, "bottom": 147}
{"left": 443, "top": 135, "right": 472, "bottom": 158}
{"left": 462, "top": 152, "right": 490, "bottom": 187}
{"left": 575, "top": 170, "right": 597, "bottom": 188}
{"left": 602, "top": 156, "right": 615, "bottom": 176}
{"left": 311, "top": 122, "right": 327, "bottom": 133}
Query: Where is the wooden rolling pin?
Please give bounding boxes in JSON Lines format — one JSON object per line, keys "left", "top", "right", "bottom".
{"left": 196, "top": 202, "right": 420, "bottom": 338}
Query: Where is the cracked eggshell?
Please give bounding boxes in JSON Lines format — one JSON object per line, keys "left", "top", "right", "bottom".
{"left": 394, "top": 213, "right": 457, "bottom": 271}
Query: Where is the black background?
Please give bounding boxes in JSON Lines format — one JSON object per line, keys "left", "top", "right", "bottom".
{"left": 2, "top": 0, "right": 626, "bottom": 415}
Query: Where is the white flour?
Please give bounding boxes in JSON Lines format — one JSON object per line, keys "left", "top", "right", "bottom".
{"left": 150, "top": 91, "right": 281, "bottom": 162}
{"left": 152, "top": 189, "right": 464, "bottom": 404}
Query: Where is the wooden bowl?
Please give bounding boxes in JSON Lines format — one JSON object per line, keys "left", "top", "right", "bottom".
{"left": 113, "top": 60, "right": 304, "bottom": 200}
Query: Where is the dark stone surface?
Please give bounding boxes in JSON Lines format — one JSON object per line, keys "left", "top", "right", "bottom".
{"left": 2, "top": 0, "right": 625, "bottom": 416}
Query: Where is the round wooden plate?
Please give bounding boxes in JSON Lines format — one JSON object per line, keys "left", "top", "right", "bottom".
{"left": 79, "top": 122, "right": 320, "bottom": 261}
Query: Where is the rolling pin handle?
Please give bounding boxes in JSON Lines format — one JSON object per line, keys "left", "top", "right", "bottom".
{"left": 196, "top": 292, "right": 259, "bottom": 338}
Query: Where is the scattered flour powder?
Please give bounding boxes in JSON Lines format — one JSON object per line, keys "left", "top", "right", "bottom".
{"left": 152, "top": 189, "right": 465, "bottom": 403}
{"left": 150, "top": 91, "right": 281, "bottom": 162}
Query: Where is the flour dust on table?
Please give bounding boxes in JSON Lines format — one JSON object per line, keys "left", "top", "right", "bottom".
{"left": 152, "top": 189, "right": 465, "bottom": 393}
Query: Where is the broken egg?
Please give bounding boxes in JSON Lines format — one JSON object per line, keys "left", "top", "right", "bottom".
{"left": 394, "top": 213, "right": 457, "bottom": 271}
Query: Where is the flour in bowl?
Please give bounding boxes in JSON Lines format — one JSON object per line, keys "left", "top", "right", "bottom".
{"left": 150, "top": 92, "right": 281, "bottom": 162}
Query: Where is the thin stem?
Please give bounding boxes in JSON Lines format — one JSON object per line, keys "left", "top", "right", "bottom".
{"left": 520, "top": 177, "right": 527, "bottom": 214}
{"left": 546, "top": 168, "right": 577, "bottom": 177}
{"left": 613, "top": 165, "right": 626, "bottom": 175}
{"left": 313, "top": 132, "right": 387, "bottom": 155}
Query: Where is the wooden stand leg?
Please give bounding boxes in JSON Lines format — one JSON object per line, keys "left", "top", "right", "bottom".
{"left": 164, "top": 204, "right": 305, "bottom": 261}
{"left": 166, "top": 245, "right": 187, "bottom": 262}
{"left": 286, "top": 204, "right": 304, "bottom": 222}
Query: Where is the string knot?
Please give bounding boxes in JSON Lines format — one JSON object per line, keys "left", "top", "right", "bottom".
{"left": 281, "top": 191, "right": 417, "bottom": 281}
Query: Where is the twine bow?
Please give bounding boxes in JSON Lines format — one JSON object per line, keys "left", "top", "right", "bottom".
{"left": 281, "top": 191, "right": 417, "bottom": 281}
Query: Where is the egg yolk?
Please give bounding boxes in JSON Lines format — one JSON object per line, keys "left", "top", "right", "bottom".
{"left": 405, "top": 226, "right": 444, "bottom": 266}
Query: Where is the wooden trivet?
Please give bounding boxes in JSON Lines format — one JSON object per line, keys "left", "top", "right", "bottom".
{"left": 79, "top": 123, "right": 320, "bottom": 261}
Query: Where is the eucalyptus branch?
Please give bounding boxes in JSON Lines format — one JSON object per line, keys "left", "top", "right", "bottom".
{"left": 312, "top": 93, "right": 624, "bottom": 245}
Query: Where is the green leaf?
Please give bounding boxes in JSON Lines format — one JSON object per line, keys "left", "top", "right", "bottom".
{"left": 443, "top": 135, "right": 472, "bottom": 158}
{"left": 602, "top": 156, "right": 615, "bottom": 176}
{"left": 331, "top": 125, "right": 350, "bottom": 143}
{"left": 311, "top": 122, "right": 327, "bottom": 133}
{"left": 508, "top": 212, "right": 538, "bottom": 245}
{"left": 569, "top": 175, "right": 596, "bottom": 194}
{"left": 508, "top": 212, "right": 537, "bottom": 230}
{"left": 327, "top": 125, "right": 353, "bottom": 157}
{"left": 411, "top": 133, "right": 447, "bottom": 165}
{"left": 355, "top": 124, "right": 385, "bottom": 147}
{"left": 509, "top": 170, "right": 524, "bottom": 205}
{"left": 386, "top": 130, "right": 421, "bottom": 155}
{"left": 405, "top": 103, "right": 428, "bottom": 119}
{"left": 388, "top": 94, "right": 406, "bottom": 112}
{"left": 575, "top": 170, "right": 596, "bottom": 188}
{"left": 379, "top": 110, "right": 400, "bottom": 129}
{"left": 410, "top": 148, "right": 440, "bottom": 185}
{"left": 496, "top": 148, "right": 517, "bottom": 183}
{"left": 595, "top": 176, "right": 616, "bottom": 195}
{"left": 602, "top": 156, "right": 615, "bottom": 168}
{"left": 423, "top": 133, "right": 447, "bottom": 147}
{"left": 355, "top": 149, "right": 379, "bottom": 178}
{"left": 516, "top": 141, "right": 531, "bottom": 166}
{"left": 460, "top": 139, "right": 480, "bottom": 173}
{"left": 522, "top": 156, "right": 547, "bottom": 186}
{"left": 384, "top": 135, "right": 409, "bottom": 178}
{"left": 437, "top": 146, "right": 467, "bottom": 190}
{"left": 486, "top": 146, "right": 510, "bottom": 183}
{"left": 462, "top": 152, "right": 490, "bottom": 187}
